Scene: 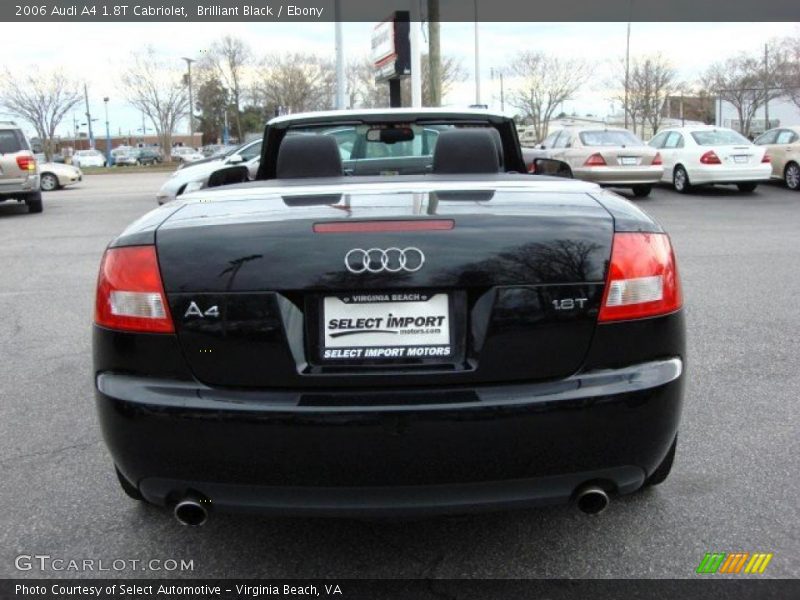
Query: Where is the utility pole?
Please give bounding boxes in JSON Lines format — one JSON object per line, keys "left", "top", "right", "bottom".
{"left": 103, "top": 97, "right": 112, "bottom": 165}
{"left": 764, "top": 43, "right": 770, "bottom": 132}
{"left": 473, "top": 0, "right": 481, "bottom": 105}
{"left": 83, "top": 83, "right": 95, "bottom": 149}
{"left": 181, "top": 57, "right": 195, "bottom": 141}
{"left": 334, "top": 0, "right": 346, "bottom": 109}
{"left": 410, "top": 1, "right": 422, "bottom": 107}
{"left": 491, "top": 68, "right": 505, "bottom": 111}
{"left": 624, "top": 21, "right": 631, "bottom": 129}
{"left": 427, "top": 0, "right": 441, "bottom": 106}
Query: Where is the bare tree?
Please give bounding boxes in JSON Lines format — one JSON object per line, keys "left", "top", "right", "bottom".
{"left": 507, "top": 51, "right": 591, "bottom": 141}
{"left": 203, "top": 35, "right": 252, "bottom": 141}
{"left": 705, "top": 52, "right": 786, "bottom": 136}
{"left": 346, "top": 54, "right": 466, "bottom": 109}
{"left": 610, "top": 55, "right": 677, "bottom": 136}
{"left": 0, "top": 69, "right": 82, "bottom": 160}
{"left": 119, "top": 47, "right": 189, "bottom": 160}
{"left": 777, "top": 36, "right": 800, "bottom": 111}
{"left": 256, "top": 53, "right": 335, "bottom": 114}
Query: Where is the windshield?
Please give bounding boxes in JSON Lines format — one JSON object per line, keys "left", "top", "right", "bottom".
{"left": 691, "top": 129, "right": 751, "bottom": 146}
{"left": 285, "top": 123, "right": 493, "bottom": 175}
{"left": 579, "top": 130, "right": 643, "bottom": 147}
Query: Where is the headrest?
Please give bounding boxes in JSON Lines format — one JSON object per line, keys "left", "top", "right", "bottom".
{"left": 276, "top": 134, "right": 342, "bottom": 179}
{"left": 487, "top": 127, "right": 504, "bottom": 167}
{"left": 432, "top": 129, "right": 501, "bottom": 174}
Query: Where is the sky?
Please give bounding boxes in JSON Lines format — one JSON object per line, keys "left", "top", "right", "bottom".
{"left": 2, "top": 21, "right": 798, "bottom": 140}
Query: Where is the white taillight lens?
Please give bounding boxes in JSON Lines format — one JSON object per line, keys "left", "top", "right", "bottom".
{"left": 605, "top": 275, "right": 663, "bottom": 307}
{"left": 109, "top": 291, "right": 168, "bottom": 319}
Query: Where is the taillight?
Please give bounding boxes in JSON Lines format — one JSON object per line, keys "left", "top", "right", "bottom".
{"left": 94, "top": 246, "right": 174, "bottom": 333}
{"left": 584, "top": 153, "right": 606, "bottom": 167}
{"left": 598, "top": 232, "right": 682, "bottom": 322}
{"left": 652, "top": 153, "right": 662, "bottom": 166}
{"left": 700, "top": 150, "right": 721, "bottom": 164}
{"left": 16, "top": 154, "right": 36, "bottom": 171}
{"left": 762, "top": 153, "right": 771, "bottom": 163}
{"left": 527, "top": 162, "right": 536, "bottom": 174}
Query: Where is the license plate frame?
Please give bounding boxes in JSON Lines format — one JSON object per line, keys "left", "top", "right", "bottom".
{"left": 306, "top": 291, "right": 466, "bottom": 368}
{"left": 619, "top": 156, "right": 638, "bottom": 166}
{"left": 733, "top": 155, "right": 749, "bottom": 164}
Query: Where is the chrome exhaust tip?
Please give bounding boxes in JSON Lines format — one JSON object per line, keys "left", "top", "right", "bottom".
{"left": 575, "top": 485, "right": 610, "bottom": 515}
{"left": 173, "top": 498, "right": 209, "bottom": 526}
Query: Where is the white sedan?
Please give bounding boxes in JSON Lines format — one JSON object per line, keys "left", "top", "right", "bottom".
{"left": 648, "top": 126, "right": 772, "bottom": 193}
{"left": 34, "top": 155, "right": 83, "bottom": 191}
{"left": 72, "top": 149, "right": 106, "bottom": 168}
{"left": 170, "top": 146, "right": 205, "bottom": 164}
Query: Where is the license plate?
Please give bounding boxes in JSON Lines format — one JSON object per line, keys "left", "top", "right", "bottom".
{"left": 733, "top": 155, "right": 749, "bottom": 163}
{"left": 322, "top": 292, "right": 451, "bottom": 361}
{"left": 619, "top": 157, "right": 638, "bottom": 166}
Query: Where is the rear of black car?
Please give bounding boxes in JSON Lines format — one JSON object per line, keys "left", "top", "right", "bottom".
{"left": 93, "top": 183, "right": 684, "bottom": 519}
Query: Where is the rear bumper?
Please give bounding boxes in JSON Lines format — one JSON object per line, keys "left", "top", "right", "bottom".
{"left": 572, "top": 166, "right": 663, "bottom": 186}
{"left": 96, "top": 357, "right": 684, "bottom": 516}
{"left": 686, "top": 164, "right": 772, "bottom": 185}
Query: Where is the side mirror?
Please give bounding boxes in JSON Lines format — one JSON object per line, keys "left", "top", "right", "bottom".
{"left": 227, "top": 154, "right": 244, "bottom": 164}
{"left": 539, "top": 144, "right": 546, "bottom": 149}
{"left": 532, "top": 158, "right": 573, "bottom": 178}
{"left": 208, "top": 165, "right": 250, "bottom": 188}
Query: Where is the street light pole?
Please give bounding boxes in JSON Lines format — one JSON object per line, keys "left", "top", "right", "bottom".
{"left": 473, "top": 0, "right": 481, "bottom": 105}
{"left": 84, "top": 83, "right": 95, "bottom": 149}
{"left": 181, "top": 57, "right": 195, "bottom": 144}
{"left": 103, "top": 97, "right": 111, "bottom": 166}
{"left": 334, "top": 0, "right": 346, "bottom": 109}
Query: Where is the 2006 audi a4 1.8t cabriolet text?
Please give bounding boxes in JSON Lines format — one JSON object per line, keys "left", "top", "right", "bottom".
{"left": 93, "top": 109, "right": 685, "bottom": 525}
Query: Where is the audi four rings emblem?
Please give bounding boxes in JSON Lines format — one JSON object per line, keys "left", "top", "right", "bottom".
{"left": 344, "top": 247, "right": 425, "bottom": 274}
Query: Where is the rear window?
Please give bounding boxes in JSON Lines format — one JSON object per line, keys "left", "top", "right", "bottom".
{"left": 0, "top": 129, "right": 28, "bottom": 153}
{"left": 691, "top": 130, "right": 750, "bottom": 146}
{"left": 579, "top": 130, "right": 643, "bottom": 147}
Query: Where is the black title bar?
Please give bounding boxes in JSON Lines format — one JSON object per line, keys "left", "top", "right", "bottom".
{"left": 3, "top": 0, "right": 800, "bottom": 22}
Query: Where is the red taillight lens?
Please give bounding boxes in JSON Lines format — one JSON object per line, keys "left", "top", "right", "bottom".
{"left": 527, "top": 162, "right": 536, "bottom": 174}
{"left": 652, "top": 152, "right": 662, "bottom": 166}
{"left": 584, "top": 153, "right": 606, "bottom": 167}
{"left": 700, "top": 150, "right": 721, "bottom": 165}
{"left": 16, "top": 154, "right": 36, "bottom": 171}
{"left": 94, "top": 246, "right": 174, "bottom": 333}
{"left": 762, "top": 153, "right": 771, "bottom": 163}
{"left": 598, "top": 232, "right": 682, "bottom": 322}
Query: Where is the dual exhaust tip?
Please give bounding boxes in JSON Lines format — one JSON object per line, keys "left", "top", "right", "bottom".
{"left": 172, "top": 485, "right": 609, "bottom": 525}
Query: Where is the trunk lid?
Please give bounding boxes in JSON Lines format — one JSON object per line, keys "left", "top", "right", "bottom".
{"left": 156, "top": 184, "right": 613, "bottom": 389}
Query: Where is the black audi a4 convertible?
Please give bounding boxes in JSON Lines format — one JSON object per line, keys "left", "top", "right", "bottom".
{"left": 93, "top": 109, "right": 684, "bottom": 525}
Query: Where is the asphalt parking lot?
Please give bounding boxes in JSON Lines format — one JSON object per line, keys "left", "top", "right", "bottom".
{"left": 0, "top": 173, "right": 798, "bottom": 579}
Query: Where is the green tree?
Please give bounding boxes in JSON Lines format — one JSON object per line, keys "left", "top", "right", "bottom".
{"left": 194, "top": 76, "right": 229, "bottom": 145}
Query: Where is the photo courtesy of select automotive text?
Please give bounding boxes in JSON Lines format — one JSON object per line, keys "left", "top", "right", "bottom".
{"left": 1, "top": 0, "right": 799, "bottom": 597}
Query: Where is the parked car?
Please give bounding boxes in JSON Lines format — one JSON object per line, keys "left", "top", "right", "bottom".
{"left": 116, "top": 147, "right": 162, "bottom": 166}
{"left": 34, "top": 154, "right": 83, "bottom": 191}
{"left": 0, "top": 121, "right": 42, "bottom": 213}
{"left": 529, "top": 127, "right": 663, "bottom": 197}
{"left": 170, "top": 146, "right": 205, "bottom": 164}
{"left": 156, "top": 139, "right": 262, "bottom": 204}
{"left": 753, "top": 126, "right": 800, "bottom": 191}
{"left": 72, "top": 149, "right": 106, "bottom": 168}
{"left": 98, "top": 108, "right": 685, "bottom": 524}
{"left": 648, "top": 126, "right": 771, "bottom": 193}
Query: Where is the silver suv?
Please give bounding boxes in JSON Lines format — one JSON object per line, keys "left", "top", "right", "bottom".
{"left": 0, "top": 121, "right": 42, "bottom": 213}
